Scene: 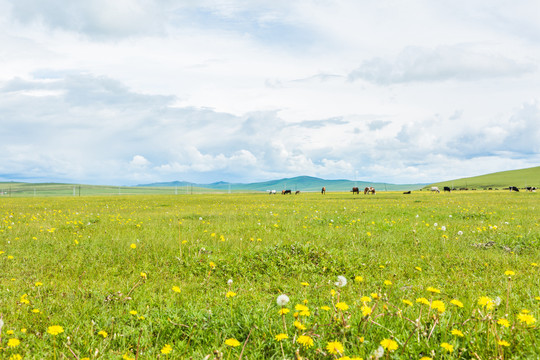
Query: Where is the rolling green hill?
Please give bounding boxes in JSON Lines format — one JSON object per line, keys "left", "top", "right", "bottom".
{"left": 426, "top": 166, "right": 540, "bottom": 190}
{"left": 140, "top": 176, "right": 426, "bottom": 192}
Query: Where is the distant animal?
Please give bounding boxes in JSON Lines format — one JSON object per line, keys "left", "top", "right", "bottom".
{"left": 526, "top": 187, "right": 537, "bottom": 192}
{"left": 364, "top": 187, "right": 376, "bottom": 195}
{"left": 295, "top": 190, "right": 300, "bottom": 194}
{"left": 282, "top": 189, "right": 292, "bottom": 195}
{"left": 403, "top": 191, "right": 411, "bottom": 194}
{"left": 509, "top": 186, "right": 519, "bottom": 192}
{"left": 321, "top": 187, "right": 326, "bottom": 194}
{"left": 352, "top": 187, "right": 360, "bottom": 194}
{"left": 430, "top": 186, "right": 440, "bottom": 193}
{"left": 443, "top": 186, "right": 451, "bottom": 192}
{"left": 269, "top": 190, "right": 277, "bottom": 195}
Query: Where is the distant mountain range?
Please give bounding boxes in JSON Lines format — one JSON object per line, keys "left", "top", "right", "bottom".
{"left": 137, "top": 176, "right": 427, "bottom": 192}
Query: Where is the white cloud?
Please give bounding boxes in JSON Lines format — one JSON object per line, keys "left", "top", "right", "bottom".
{"left": 0, "top": 0, "right": 539, "bottom": 185}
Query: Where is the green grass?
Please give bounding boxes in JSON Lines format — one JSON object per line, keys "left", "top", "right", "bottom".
{"left": 0, "top": 191, "right": 538, "bottom": 359}
{"left": 426, "top": 165, "right": 540, "bottom": 190}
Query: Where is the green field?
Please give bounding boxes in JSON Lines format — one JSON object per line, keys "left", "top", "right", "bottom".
{"left": 1, "top": 191, "right": 538, "bottom": 359}
{"left": 426, "top": 166, "right": 540, "bottom": 190}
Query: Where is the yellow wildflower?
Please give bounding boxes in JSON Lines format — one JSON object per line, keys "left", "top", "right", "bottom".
{"left": 426, "top": 287, "right": 440, "bottom": 294}
{"left": 47, "top": 325, "right": 64, "bottom": 335}
{"left": 320, "top": 306, "right": 331, "bottom": 311}
{"left": 278, "top": 308, "right": 290, "bottom": 315}
{"left": 336, "top": 302, "right": 349, "bottom": 311}
{"left": 209, "top": 261, "right": 216, "bottom": 269}
{"left": 297, "top": 335, "right": 314, "bottom": 348}
{"left": 384, "top": 280, "right": 392, "bottom": 286}
{"left": 355, "top": 276, "right": 363, "bottom": 282}
{"left": 98, "top": 330, "right": 108, "bottom": 338}
{"left": 402, "top": 299, "right": 413, "bottom": 307}
{"left": 517, "top": 313, "right": 536, "bottom": 326}
{"left": 300, "top": 282, "right": 310, "bottom": 286}
{"left": 478, "top": 296, "right": 495, "bottom": 310}
{"left": 498, "top": 318, "right": 510, "bottom": 327}
{"left": 431, "top": 300, "right": 445, "bottom": 313}
{"left": 172, "top": 286, "right": 181, "bottom": 293}
{"left": 450, "top": 299, "right": 464, "bottom": 308}
{"left": 360, "top": 296, "right": 371, "bottom": 303}
{"left": 451, "top": 329, "right": 464, "bottom": 337}
{"left": 161, "top": 344, "right": 173, "bottom": 354}
{"left": 326, "top": 341, "right": 344, "bottom": 354}
{"left": 7, "top": 338, "right": 21, "bottom": 347}
{"left": 441, "top": 343, "right": 453, "bottom": 352}
{"left": 275, "top": 333, "right": 288, "bottom": 341}
{"left": 361, "top": 305, "right": 372, "bottom": 317}
{"left": 130, "top": 243, "right": 136, "bottom": 249}
{"left": 294, "top": 321, "right": 306, "bottom": 330}
{"left": 226, "top": 291, "right": 236, "bottom": 298}
{"left": 498, "top": 340, "right": 510, "bottom": 347}
{"left": 416, "top": 297, "right": 430, "bottom": 306}
{"left": 380, "top": 338, "right": 398, "bottom": 352}
{"left": 224, "top": 338, "right": 241, "bottom": 347}
{"left": 504, "top": 270, "right": 515, "bottom": 276}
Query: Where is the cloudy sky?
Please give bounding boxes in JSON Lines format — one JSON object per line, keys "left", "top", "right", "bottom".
{"left": 1, "top": 0, "right": 539, "bottom": 185}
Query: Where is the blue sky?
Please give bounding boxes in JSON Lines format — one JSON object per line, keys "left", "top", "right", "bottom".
{"left": 0, "top": 0, "right": 539, "bottom": 185}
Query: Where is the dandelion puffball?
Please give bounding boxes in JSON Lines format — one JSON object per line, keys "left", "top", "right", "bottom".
{"left": 227, "top": 279, "right": 233, "bottom": 285}
{"left": 335, "top": 275, "right": 347, "bottom": 287}
{"left": 457, "top": 231, "right": 463, "bottom": 235}
{"left": 276, "top": 294, "right": 290, "bottom": 306}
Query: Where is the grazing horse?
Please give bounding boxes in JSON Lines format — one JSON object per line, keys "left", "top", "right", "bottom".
{"left": 430, "top": 186, "right": 440, "bottom": 193}
{"left": 269, "top": 189, "right": 277, "bottom": 195}
{"left": 403, "top": 191, "right": 411, "bottom": 194}
{"left": 282, "top": 189, "right": 292, "bottom": 195}
{"left": 352, "top": 187, "right": 360, "bottom": 194}
{"left": 295, "top": 190, "right": 300, "bottom": 195}
{"left": 321, "top": 187, "right": 326, "bottom": 194}
{"left": 364, "top": 187, "right": 375, "bottom": 195}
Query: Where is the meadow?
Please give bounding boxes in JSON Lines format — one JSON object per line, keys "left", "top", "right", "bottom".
{"left": 0, "top": 191, "right": 538, "bottom": 359}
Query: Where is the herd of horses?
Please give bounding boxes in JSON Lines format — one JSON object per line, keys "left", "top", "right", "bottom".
{"left": 270, "top": 185, "right": 536, "bottom": 195}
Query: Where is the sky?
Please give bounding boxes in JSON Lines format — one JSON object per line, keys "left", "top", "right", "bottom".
{"left": 1, "top": 0, "right": 539, "bottom": 185}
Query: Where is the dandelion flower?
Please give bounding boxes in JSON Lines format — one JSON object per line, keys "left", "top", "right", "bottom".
{"left": 441, "top": 343, "right": 453, "bottom": 352}
{"left": 498, "top": 318, "right": 510, "bottom": 327}
{"left": 335, "top": 275, "right": 347, "bottom": 287}
{"left": 360, "top": 296, "right": 371, "bottom": 303}
{"left": 130, "top": 243, "right": 136, "bottom": 249}
{"left": 224, "top": 338, "right": 241, "bottom": 347}
{"left": 47, "top": 325, "right": 64, "bottom": 336}
{"left": 300, "top": 281, "right": 310, "bottom": 286}
{"left": 274, "top": 333, "right": 288, "bottom": 341}
{"left": 416, "top": 297, "right": 430, "bottom": 306}
{"left": 336, "top": 302, "right": 349, "bottom": 311}
{"left": 326, "top": 341, "right": 344, "bottom": 354}
{"left": 294, "top": 320, "right": 306, "bottom": 330}
{"left": 402, "top": 299, "right": 413, "bottom": 307}
{"left": 9, "top": 355, "right": 22, "bottom": 360}
{"left": 98, "top": 330, "right": 108, "bottom": 338}
{"left": 297, "top": 335, "right": 314, "bottom": 348}
{"left": 129, "top": 310, "right": 138, "bottom": 315}
{"left": 415, "top": 266, "right": 422, "bottom": 271}
{"left": 276, "top": 294, "right": 290, "bottom": 306}
{"left": 426, "top": 287, "right": 440, "bottom": 294}
{"left": 517, "top": 313, "right": 536, "bottom": 325}
{"left": 419, "top": 358, "right": 432, "bottom": 360}
{"left": 498, "top": 340, "right": 510, "bottom": 347}
{"left": 384, "top": 280, "right": 392, "bottom": 286}
{"left": 7, "top": 338, "right": 20, "bottom": 347}
{"left": 209, "top": 261, "right": 216, "bottom": 269}
{"left": 450, "top": 299, "right": 464, "bottom": 308}
{"left": 380, "top": 338, "right": 398, "bottom": 352}
{"left": 451, "top": 329, "right": 464, "bottom": 337}
{"left": 278, "top": 308, "right": 290, "bottom": 315}
{"left": 504, "top": 270, "right": 515, "bottom": 276}
{"left": 140, "top": 272, "right": 147, "bottom": 279}
{"left": 172, "top": 286, "right": 181, "bottom": 293}
{"left": 35, "top": 282, "right": 43, "bottom": 287}
{"left": 161, "top": 344, "right": 173, "bottom": 354}
{"left": 478, "top": 296, "right": 495, "bottom": 310}
{"left": 226, "top": 291, "right": 236, "bottom": 298}
{"left": 431, "top": 300, "right": 445, "bottom": 313}
{"left": 361, "top": 305, "right": 372, "bottom": 317}
{"left": 354, "top": 276, "right": 363, "bottom": 282}
{"left": 320, "top": 306, "right": 331, "bottom": 311}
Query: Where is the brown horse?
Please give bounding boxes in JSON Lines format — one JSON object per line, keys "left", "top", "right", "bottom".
{"left": 321, "top": 187, "right": 326, "bottom": 194}
{"left": 352, "top": 187, "right": 360, "bottom": 194}
{"left": 364, "top": 187, "right": 375, "bottom": 195}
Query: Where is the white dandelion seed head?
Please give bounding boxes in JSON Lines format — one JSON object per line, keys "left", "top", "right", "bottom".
{"left": 494, "top": 296, "right": 502, "bottom": 306}
{"left": 449, "top": 215, "right": 452, "bottom": 217}
{"left": 199, "top": 217, "right": 203, "bottom": 220}
{"left": 335, "top": 275, "right": 347, "bottom": 287}
{"left": 276, "top": 294, "right": 290, "bottom": 306}
{"left": 415, "top": 214, "right": 419, "bottom": 218}
{"left": 441, "top": 226, "right": 446, "bottom": 231}
{"left": 227, "top": 279, "right": 233, "bottom": 285}
{"left": 373, "top": 345, "right": 385, "bottom": 359}
{"left": 434, "top": 223, "right": 438, "bottom": 227}
{"left": 457, "top": 231, "right": 463, "bottom": 235}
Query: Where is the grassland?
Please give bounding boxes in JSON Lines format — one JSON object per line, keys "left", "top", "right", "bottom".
{"left": 0, "top": 191, "right": 538, "bottom": 359}
{"left": 426, "top": 166, "right": 540, "bottom": 190}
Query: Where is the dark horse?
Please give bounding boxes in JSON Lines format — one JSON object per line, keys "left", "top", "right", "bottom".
{"left": 282, "top": 189, "right": 292, "bottom": 194}
{"left": 352, "top": 187, "right": 360, "bottom": 194}
{"left": 321, "top": 187, "right": 326, "bottom": 194}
